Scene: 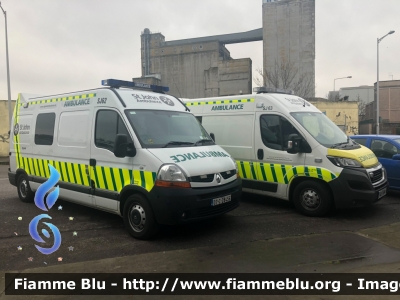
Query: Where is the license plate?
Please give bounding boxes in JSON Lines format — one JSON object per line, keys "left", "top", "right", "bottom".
{"left": 378, "top": 188, "right": 387, "bottom": 199}
{"left": 211, "top": 195, "right": 231, "bottom": 206}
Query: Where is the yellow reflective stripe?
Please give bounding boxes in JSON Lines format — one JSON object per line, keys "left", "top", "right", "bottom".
{"left": 38, "top": 159, "right": 45, "bottom": 177}
{"left": 28, "top": 93, "right": 96, "bottom": 106}
{"left": 262, "top": 164, "right": 275, "bottom": 182}
{"left": 95, "top": 166, "right": 106, "bottom": 189}
{"left": 112, "top": 168, "right": 123, "bottom": 192}
{"left": 284, "top": 165, "right": 295, "bottom": 182}
{"left": 103, "top": 167, "right": 114, "bottom": 191}
{"left": 144, "top": 171, "right": 155, "bottom": 192}
{"left": 321, "top": 169, "right": 333, "bottom": 182}
{"left": 132, "top": 170, "right": 142, "bottom": 187}
{"left": 242, "top": 161, "right": 255, "bottom": 180}
{"left": 186, "top": 98, "right": 255, "bottom": 106}
{"left": 273, "top": 165, "right": 284, "bottom": 183}
{"left": 73, "top": 164, "right": 83, "bottom": 185}
{"left": 80, "top": 164, "right": 89, "bottom": 186}
{"left": 122, "top": 169, "right": 131, "bottom": 186}
{"left": 66, "top": 163, "right": 75, "bottom": 183}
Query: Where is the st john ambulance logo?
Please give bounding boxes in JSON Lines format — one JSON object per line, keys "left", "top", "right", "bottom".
{"left": 13, "top": 123, "right": 19, "bottom": 136}
{"left": 160, "top": 96, "right": 175, "bottom": 106}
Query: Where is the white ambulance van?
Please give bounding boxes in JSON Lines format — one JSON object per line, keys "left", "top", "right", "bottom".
{"left": 8, "top": 79, "right": 241, "bottom": 239}
{"left": 185, "top": 87, "right": 388, "bottom": 217}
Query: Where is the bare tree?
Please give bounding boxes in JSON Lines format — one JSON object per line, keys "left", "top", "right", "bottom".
{"left": 253, "top": 58, "right": 315, "bottom": 99}
{"left": 356, "top": 94, "right": 366, "bottom": 120}
{"left": 0, "top": 132, "right": 10, "bottom": 143}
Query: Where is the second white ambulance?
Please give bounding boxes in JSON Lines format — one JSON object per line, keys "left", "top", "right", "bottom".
{"left": 186, "top": 87, "right": 388, "bottom": 216}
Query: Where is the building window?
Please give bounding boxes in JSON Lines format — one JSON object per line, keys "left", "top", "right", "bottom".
{"left": 35, "top": 113, "right": 56, "bottom": 145}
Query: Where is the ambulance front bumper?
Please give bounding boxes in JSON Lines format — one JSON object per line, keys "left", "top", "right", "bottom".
{"left": 148, "top": 178, "right": 241, "bottom": 225}
{"left": 328, "top": 165, "right": 388, "bottom": 209}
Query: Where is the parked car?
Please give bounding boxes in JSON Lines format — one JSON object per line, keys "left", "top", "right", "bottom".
{"left": 350, "top": 135, "right": 400, "bottom": 191}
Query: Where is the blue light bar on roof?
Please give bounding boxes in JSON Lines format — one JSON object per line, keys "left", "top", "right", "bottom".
{"left": 101, "top": 79, "right": 169, "bottom": 93}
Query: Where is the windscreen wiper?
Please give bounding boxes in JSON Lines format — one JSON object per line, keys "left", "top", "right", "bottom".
{"left": 193, "top": 139, "right": 213, "bottom": 146}
{"left": 331, "top": 137, "right": 349, "bottom": 149}
{"left": 163, "top": 141, "right": 194, "bottom": 148}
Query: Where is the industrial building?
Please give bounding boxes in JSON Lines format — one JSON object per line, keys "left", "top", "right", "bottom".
{"left": 360, "top": 80, "right": 400, "bottom": 134}
{"left": 262, "top": 0, "right": 315, "bottom": 98}
{"left": 135, "top": 0, "right": 316, "bottom": 99}
{"left": 136, "top": 28, "right": 263, "bottom": 98}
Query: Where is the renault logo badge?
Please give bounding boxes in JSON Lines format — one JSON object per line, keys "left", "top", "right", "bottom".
{"left": 216, "top": 174, "right": 221, "bottom": 184}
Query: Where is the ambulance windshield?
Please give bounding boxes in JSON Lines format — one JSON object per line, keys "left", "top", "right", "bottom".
{"left": 125, "top": 110, "right": 214, "bottom": 148}
{"left": 291, "top": 112, "right": 349, "bottom": 148}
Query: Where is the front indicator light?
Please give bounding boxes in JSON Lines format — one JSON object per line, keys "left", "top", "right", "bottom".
{"left": 155, "top": 180, "right": 191, "bottom": 188}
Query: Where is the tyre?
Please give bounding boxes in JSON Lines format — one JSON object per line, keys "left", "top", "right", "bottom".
{"left": 293, "top": 180, "right": 332, "bottom": 217}
{"left": 17, "top": 174, "right": 34, "bottom": 203}
{"left": 123, "top": 194, "right": 159, "bottom": 239}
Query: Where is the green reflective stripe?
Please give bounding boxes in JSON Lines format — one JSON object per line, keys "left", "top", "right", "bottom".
{"left": 93, "top": 167, "right": 100, "bottom": 188}
{"left": 186, "top": 98, "right": 254, "bottom": 106}
{"left": 281, "top": 165, "right": 288, "bottom": 184}
{"left": 317, "top": 168, "right": 323, "bottom": 179}
{"left": 260, "top": 163, "right": 267, "bottom": 181}
{"left": 331, "top": 172, "right": 336, "bottom": 179}
{"left": 110, "top": 167, "right": 117, "bottom": 191}
{"left": 63, "top": 162, "right": 70, "bottom": 182}
{"left": 56, "top": 161, "right": 64, "bottom": 181}
{"left": 71, "top": 163, "right": 77, "bottom": 183}
{"left": 250, "top": 163, "right": 257, "bottom": 180}
{"left": 101, "top": 167, "right": 109, "bottom": 190}
{"left": 119, "top": 168, "right": 125, "bottom": 188}
{"left": 24, "top": 158, "right": 30, "bottom": 175}
{"left": 129, "top": 170, "right": 133, "bottom": 184}
{"left": 152, "top": 172, "right": 157, "bottom": 183}
{"left": 305, "top": 166, "right": 310, "bottom": 177}
{"left": 240, "top": 161, "right": 247, "bottom": 179}
{"left": 270, "top": 164, "right": 278, "bottom": 182}
{"left": 77, "top": 164, "right": 85, "bottom": 185}
{"left": 140, "top": 171, "right": 146, "bottom": 189}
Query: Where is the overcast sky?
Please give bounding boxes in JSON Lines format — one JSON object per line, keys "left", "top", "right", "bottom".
{"left": 0, "top": 0, "right": 398, "bottom": 100}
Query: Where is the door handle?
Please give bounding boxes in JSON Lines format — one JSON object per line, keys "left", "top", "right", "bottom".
{"left": 89, "top": 159, "right": 96, "bottom": 167}
{"left": 257, "top": 149, "right": 264, "bottom": 160}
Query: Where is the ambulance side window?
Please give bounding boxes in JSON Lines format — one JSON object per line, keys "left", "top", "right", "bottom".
{"left": 260, "top": 115, "right": 301, "bottom": 151}
{"left": 95, "top": 110, "right": 131, "bottom": 152}
{"left": 35, "top": 113, "right": 56, "bottom": 146}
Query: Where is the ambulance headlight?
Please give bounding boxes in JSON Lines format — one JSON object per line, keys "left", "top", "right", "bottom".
{"left": 157, "top": 164, "right": 188, "bottom": 182}
{"left": 327, "top": 156, "right": 362, "bottom": 168}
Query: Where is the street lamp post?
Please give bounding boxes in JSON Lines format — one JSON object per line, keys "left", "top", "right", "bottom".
{"left": 0, "top": 2, "right": 12, "bottom": 132}
{"left": 377, "top": 30, "right": 395, "bottom": 134}
{"left": 333, "top": 76, "right": 352, "bottom": 92}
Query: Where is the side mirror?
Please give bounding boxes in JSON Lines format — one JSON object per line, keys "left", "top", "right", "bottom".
{"left": 210, "top": 133, "right": 215, "bottom": 142}
{"left": 287, "top": 134, "right": 301, "bottom": 154}
{"left": 114, "top": 134, "right": 135, "bottom": 158}
{"left": 393, "top": 154, "right": 400, "bottom": 161}
{"left": 114, "top": 134, "right": 128, "bottom": 158}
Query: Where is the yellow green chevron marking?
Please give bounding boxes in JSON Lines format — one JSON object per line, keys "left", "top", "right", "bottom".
{"left": 237, "top": 160, "right": 338, "bottom": 184}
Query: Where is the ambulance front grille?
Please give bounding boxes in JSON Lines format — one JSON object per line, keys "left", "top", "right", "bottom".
{"left": 190, "top": 170, "right": 236, "bottom": 183}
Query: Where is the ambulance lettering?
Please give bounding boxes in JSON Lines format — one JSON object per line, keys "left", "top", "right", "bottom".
{"left": 64, "top": 99, "right": 90, "bottom": 107}
{"left": 170, "top": 151, "right": 230, "bottom": 163}
{"left": 211, "top": 104, "right": 244, "bottom": 111}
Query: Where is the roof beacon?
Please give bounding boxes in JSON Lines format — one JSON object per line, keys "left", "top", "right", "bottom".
{"left": 253, "top": 86, "right": 294, "bottom": 95}
{"left": 101, "top": 79, "right": 169, "bottom": 93}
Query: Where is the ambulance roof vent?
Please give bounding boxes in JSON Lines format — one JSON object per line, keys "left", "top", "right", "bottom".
{"left": 102, "top": 79, "right": 169, "bottom": 93}
{"left": 253, "top": 87, "right": 294, "bottom": 95}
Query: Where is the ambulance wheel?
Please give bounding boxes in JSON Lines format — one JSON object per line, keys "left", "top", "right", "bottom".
{"left": 17, "top": 174, "right": 34, "bottom": 203}
{"left": 293, "top": 181, "right": 332, "bottom": 217}
{"left": 123, "top": 194, "right": 159, "bottom": 240}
